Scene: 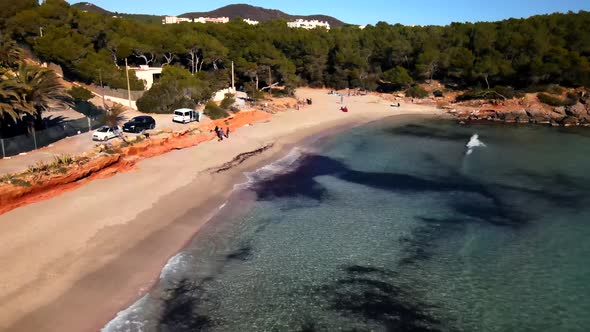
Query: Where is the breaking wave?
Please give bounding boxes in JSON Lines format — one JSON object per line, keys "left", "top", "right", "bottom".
{"left": 234, "top": 147, "right": 305, "bottom": 190}
{"left": 466, "top": 134, "right": 486, "bottom": 155}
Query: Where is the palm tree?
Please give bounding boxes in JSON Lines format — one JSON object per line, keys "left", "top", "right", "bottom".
{"left": 15, "top": 64, "right": 72, "bottom": 120}
{"left": 0, "top": 79, "right": 26, "bottom": 121}
{"left": 0, "top": 34, "right": 22, "bottom": 69}
{"left": 0, "top": 77, "right": 32, "bottom": 139}
{"left": 104, "top": 103, "right": 126, "bottom": 127}
{"left": 0, "top": 74, "right": 33, "bottom": 121}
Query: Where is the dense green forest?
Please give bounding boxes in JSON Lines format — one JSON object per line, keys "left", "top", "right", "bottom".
{"left": 2, "top": 0, "right": 590, "bottom": 115}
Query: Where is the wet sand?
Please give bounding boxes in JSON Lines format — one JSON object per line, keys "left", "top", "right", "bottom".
{"left": 0, "top": 88, "right": 443, "bottom": 332}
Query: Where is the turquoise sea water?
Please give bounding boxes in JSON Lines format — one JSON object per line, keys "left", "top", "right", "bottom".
{"left": 104, "top": 118, "right": 590, "bottom": 332}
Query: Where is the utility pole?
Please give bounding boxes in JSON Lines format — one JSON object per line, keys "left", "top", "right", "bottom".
{"left": 125, "top": 58, "right": 131, "bottom": 108}
{"left": 268, "top": 67, "right": 272, "bottom": 96}
{"left": 99, "top": 69, "right": 105, "bottom": 108}
{"left": 32, "top": 127, "right": 37, "bottom": 150}
{"left": 231, "top": 61, "right": 235, "bottom": 92}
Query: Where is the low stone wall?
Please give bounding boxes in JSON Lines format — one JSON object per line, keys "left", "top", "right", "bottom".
{"left": 104, "top": 96, "right": 137, "bottom": 110}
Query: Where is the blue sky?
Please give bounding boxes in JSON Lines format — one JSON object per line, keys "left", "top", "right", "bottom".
{"left": 66, "top": 0, "right": 590, "bottom": 25}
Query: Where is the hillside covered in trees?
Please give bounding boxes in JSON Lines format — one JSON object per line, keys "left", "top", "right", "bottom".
{"left": 1, "top": 0, "right": 590, "bottom": 115}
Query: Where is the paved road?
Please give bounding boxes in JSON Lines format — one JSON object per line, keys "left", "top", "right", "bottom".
{"left": 0, "top": 132, "right": 101, "bottom": 175}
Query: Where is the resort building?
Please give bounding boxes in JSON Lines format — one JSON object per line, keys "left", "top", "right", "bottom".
{"left": 193, "top": 17, "right": 230, "bottom": 24}
{"left": 162, "top": 16, "right": 192, "bottom": 24}
{"left": 243, "top": 18, "right": 260, "bottom": 25}
{"left": 287, "top": 19, "right": 330, "bottom": 30}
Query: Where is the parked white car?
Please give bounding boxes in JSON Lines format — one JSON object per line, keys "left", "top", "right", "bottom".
{"left": 173, "top": 108, "right": 202, "bottom": 123}
{"left": 92, "top": 126, "right": 121, "bottom": 141}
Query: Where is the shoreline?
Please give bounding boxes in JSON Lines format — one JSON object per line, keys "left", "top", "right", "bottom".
{"left": 102, "top": 112, "right": 437, "bottom": 331}
{"left": 0, "top": 88, "right": 443, "bottom": 332}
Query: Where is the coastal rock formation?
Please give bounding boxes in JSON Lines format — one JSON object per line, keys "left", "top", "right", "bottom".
{"left": 446, "top": 89, "right": 590, "bottom": 127}
{"left": 565, "top": 103, "right": 590, "bottom": 122}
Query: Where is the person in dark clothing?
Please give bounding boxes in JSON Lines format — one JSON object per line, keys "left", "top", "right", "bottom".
{"left": 215, "top": 127, "right": 223, "bottom": 141}
{"left": 225, "top": 127, "right": 230, "bottom": 138}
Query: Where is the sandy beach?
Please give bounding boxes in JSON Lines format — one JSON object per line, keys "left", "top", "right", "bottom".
{"left": 0, "top": 88, "right": 442, "bottom": 332}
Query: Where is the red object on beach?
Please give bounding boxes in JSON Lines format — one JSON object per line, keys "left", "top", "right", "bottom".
{"left": 340, "top": 106, "right": 349, "bottom": 112}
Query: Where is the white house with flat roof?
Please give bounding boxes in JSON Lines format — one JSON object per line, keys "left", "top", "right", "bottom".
{"left": 130, "top": 65, "right": 163, "bottom": 90}
{"left": 287, "top": 19, "right": 330, "bottom": 30}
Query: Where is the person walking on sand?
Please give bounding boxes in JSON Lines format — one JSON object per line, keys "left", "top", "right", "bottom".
{"left": 216, "top": 127, "right": 224, "bottom": 141}
{"left": 225, "top": 127, "right": 230, "bottom": 138}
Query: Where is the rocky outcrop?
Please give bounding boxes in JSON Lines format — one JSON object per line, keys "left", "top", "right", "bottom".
{"left": 565, "top": 103, "right": 590, "bottom": 123}
{"left": 446, "top": 88, "right": 590, "bottom": 127}
{"left": 449, "top": 101, "right": 590, "bottom": 127}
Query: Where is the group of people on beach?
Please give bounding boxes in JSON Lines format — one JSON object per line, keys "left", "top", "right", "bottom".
{"left": 214, "top": 126, "right": 230, "bottom": 141}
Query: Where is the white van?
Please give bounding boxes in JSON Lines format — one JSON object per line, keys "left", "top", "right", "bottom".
{"left": 173, "top": 108, "right": 202, "bottom": 123}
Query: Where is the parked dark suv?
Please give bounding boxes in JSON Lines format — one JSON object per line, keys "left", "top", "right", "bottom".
{"left": 123, "top": 116, "right": 156, "bottom": 133}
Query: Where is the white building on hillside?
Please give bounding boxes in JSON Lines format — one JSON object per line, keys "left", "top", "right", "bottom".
{"left": 162, "top": 16, "right": 192, "bottom": 24}
{"left": 193, "top": 17, "right": 230, "bottom": 24}
{"left": 287, "top": 19, "right": 330, "bottom": 30}
{"left": 243, "top": 18, "right": 259, "bottom": 25}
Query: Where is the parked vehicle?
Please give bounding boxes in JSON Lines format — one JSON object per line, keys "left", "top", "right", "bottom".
{"left": 123, "top": 116, "right": 156, "bottom": 133}
{"left": 173, "top": 108, "right": 202, "bottom": 123}
{"left": 92, "top": 126, "right": 121, "bottom": 141}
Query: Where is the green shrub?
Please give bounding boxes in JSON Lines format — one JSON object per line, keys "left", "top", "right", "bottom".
{"left": 219, "top": 93, "right": 235, "bottom": 109}
{"left": 382, "top": 66, "right": 413, "bottom": 88}
{"left": 27, "top": 161, "right": 50, "bottom": 174}
{"left": 0, "top": 174, "right": 14, "bottom": 184}
{"left": 405, "top": 85, "right": 428, "bottom": 98}
{"left": 136, "top": 82, "right": 195, "bottom": 114}
{"left": 537, "top": 92, "right": 578, "bottom": 106}
{"left": 271, "top": 89, "right": 290, "bottom": 98}
{"left": 10, "top": 178, "right": 31, "bottom": 187}
{"left": 493, "top": 86, "right": 524, "bottom": 99}
{"left": 169, "top": 97, "right": 196, "bottom": 111}
{"left": 244, "top": 82, "right": 264, "bottom": 101}
{"left": 456, "top": 87, "right": 523, "bottom": 101}
{"left": 51, "top": 154, "right": 74, "bottom": 168}
{"left": 204, "top": 101, "right": 229, "bottom": 120}
{"left": 548, "top": 85, "right": 565, "bottom": 95}
{"left": 68, "top": 86, "right": 94, "bottom": 102}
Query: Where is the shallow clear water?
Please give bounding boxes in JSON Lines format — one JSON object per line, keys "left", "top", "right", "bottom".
{"left": 104, "top": 119, "right": 590, "bottom": 332}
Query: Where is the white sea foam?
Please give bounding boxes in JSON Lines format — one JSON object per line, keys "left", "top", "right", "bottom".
{"left": 101, "top": 294, "right": 149, "bottom": 332}
{"left": 159, "top": 252, "right": 190, "bottom": 280}
{"left": 234, "top": 147, "right": 304, "bottom": 190}
{"left": 465, "top": 134, "right": 486, "bottom": 155}
{"left": 101, "top": 253, "right": 193, "bottom": 331}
